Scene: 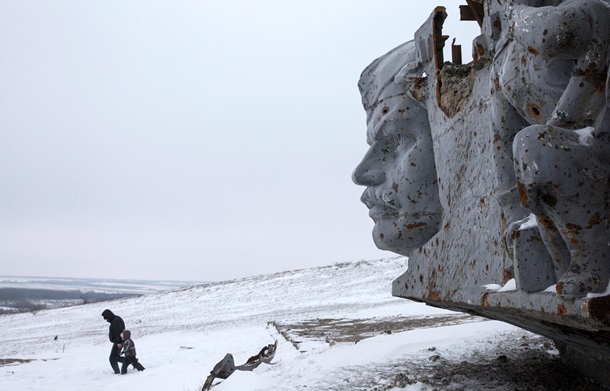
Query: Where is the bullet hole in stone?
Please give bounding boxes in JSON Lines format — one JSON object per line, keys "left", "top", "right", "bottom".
{"left": 528, "top": 104, "right": 543, "bottom": 119}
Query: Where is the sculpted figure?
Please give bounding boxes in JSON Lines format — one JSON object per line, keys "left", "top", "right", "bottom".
{"left": 489, "top": 0, "right": 574, "bottom": 219}
{"left": 509, "top": 0, "right": 610, "bottom": 297}
{"left": 352, "top": 41, "right": 442, "bottom": 256}
{"left": 356, "top": 5, "right": 610, "bottom": 385}
{"left": 486, "top": 0, "right": 576, "bottom": 289}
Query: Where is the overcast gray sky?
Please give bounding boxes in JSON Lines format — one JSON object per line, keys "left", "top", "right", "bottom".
{"left": 0, "top": 1, "right": 480, "bottom": 282}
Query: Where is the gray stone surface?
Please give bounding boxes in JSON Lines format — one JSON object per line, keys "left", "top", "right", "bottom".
{"left": 353, "top": 1, "right": 610, "bottom": 387}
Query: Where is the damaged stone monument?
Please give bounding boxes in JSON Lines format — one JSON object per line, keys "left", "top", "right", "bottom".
{"left": 353, "top": 0, "right": 610, "bottom": 386}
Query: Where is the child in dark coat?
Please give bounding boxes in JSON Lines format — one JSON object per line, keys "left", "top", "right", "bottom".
{"left": 118, "top": 330, "right": 145, "bottom": 374}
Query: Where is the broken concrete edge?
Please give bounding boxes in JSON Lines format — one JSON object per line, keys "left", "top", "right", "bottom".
{"left": 393, "top": 272, "right": 610, "bottom": 330}
{"left": 392, "top": 275, "right": 610, "bottom": 386}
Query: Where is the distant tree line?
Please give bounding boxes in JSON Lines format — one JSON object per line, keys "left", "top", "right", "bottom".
{"left": 0, "top": 288, "right": 138, "bottom": 314}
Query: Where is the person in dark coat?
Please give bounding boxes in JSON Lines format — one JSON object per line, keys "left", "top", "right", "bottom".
{"left": 101, "top": 309, "right": 125, "bottom": 374}
{"left": 118, "top": 330, "right": 145, "bottom": 374}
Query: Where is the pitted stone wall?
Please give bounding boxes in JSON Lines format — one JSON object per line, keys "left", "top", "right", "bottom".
{"left": 399, "top": 66, "right": 508, "bottom": 302}
{"left": 354, "top": 2, "right": 610, "bottom": 386}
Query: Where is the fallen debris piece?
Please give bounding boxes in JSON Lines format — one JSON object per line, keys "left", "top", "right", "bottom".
{"left": 237, "top": 340, "right": 277, "bottom": 371}
{"left": 201, "top": 340, "right": 277, "bottom": 391}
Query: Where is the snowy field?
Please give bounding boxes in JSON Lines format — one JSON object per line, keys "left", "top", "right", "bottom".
{"left": 0, "top": 257, "right": 599, "bottom": 390}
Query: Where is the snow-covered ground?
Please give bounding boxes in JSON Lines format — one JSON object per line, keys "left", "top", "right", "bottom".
{"left": 0, "top": 257, "right": 595, "bottom": 390}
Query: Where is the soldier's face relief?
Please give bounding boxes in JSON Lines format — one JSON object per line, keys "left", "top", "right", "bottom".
{"left": 353, "top": 91, "right": 441, "bottom": 255}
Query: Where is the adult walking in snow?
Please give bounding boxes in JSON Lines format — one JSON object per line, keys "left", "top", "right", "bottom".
{"left": 101, "top": 309, "right": 125, "bottom": 374}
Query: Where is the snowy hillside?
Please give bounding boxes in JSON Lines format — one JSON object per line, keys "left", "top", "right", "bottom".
{"left": 0, "top": 257, "right": 597, "bottom": 390}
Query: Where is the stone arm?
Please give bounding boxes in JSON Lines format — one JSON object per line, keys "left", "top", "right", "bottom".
{"left": 511, "top": 0, "right": 610, "bottom": 128}
{"left": 511, "top": 1, "right": 594, "bottom": 59}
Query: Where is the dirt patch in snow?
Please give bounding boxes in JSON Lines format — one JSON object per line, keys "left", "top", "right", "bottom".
{"left": 270, "top": 314, "right": 481, "bottom": 351}
{"left": 388, "top": 333, "right": 607, "bottom": 391}
{"left": 0, "top": 358, "right": 33, "bottom": 367}
{"left": 317, "top": 332, "right": 608, "bottom": 391}
{"left": 271, "top": 317, "right": 608, "bottom": 390}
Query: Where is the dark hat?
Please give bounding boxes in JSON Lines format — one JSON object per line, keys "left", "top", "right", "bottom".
{"left": 101, "top": 309, "right": 114, "bottom": 320}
